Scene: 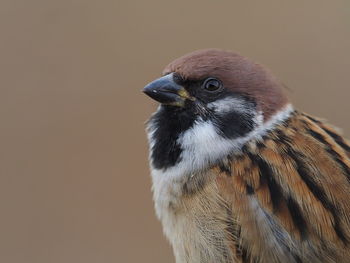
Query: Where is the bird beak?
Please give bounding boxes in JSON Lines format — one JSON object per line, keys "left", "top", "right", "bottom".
{"left": 143, "top": 74, "right": 194, "bottom": 107}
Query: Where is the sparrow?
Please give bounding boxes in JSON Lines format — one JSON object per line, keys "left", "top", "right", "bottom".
{"left": 143, "top": 49, "right": 350, "bottom": 263}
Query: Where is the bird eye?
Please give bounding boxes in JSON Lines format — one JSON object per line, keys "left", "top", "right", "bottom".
{"left": 203, "top": 78, "right": 223, "bottom": 92}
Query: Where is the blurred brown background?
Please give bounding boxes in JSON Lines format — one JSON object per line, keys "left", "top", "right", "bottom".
{"left": 1, "top": 0, "right": 349, "bottom": 262}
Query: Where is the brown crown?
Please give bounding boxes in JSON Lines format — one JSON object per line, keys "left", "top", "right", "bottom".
{"left": 163, "top": 49, "right": 289, "bottom": 120}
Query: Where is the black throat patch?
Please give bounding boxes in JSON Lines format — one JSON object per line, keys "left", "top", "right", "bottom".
{"left": 148, "top": 105, "right": 197, "bottom": 170}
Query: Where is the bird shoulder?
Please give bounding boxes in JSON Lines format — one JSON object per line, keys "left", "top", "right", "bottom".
{"left": 216, "top": 111, "right": 350, "bottom": 262}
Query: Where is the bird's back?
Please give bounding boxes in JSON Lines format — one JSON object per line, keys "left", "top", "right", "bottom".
{"left": 215, "top": 111, "right": 350, "bottom": 262}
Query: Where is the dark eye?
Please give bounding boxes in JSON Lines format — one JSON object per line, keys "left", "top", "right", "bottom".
{"left": 203, "top": 78, "right": 223, "bottom": 92}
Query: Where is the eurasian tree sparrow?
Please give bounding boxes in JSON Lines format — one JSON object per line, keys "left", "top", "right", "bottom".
{"left": 143, "top": 49, "right": 350, "bottom": 263}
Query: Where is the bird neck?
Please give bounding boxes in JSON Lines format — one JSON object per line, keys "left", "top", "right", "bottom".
{"left": 147, "top": 103, "right": 294, "bottom": 178}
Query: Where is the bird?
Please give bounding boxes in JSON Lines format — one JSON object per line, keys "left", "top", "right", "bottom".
{"left": 143, "top": 49, "right": 350, "bottom": 263}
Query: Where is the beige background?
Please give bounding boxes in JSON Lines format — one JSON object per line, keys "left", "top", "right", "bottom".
{"left": 1, "top": 1, "right": 350, "bottom": 262}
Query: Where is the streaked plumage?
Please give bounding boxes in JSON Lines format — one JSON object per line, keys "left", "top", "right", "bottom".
{"left": 216, "top": 111, "right": 350, "bottom": 262}
{"left": 143, "top": 49, "right": 350, "bottom": 262}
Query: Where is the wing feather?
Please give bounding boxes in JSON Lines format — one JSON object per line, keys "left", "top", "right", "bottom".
{"left": 217, "top": 111, "right": 350, "bottom": 262}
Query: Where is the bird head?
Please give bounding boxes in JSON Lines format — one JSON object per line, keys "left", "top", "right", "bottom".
{"left": 144, "top": 49, "right": 291, "bottom": 172}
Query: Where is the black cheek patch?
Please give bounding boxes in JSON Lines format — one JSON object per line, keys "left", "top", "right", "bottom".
{"left": 214, "top": 111, "right": 256, "bottom": 139}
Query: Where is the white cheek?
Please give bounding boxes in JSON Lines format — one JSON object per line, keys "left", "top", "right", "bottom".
{"left": 178, "top": 120, "right": 237, "bottom": 170}
{"left": 207, "top": 97, "right": 251, "bottom": 115}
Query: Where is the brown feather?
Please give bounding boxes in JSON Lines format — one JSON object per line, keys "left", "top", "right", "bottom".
{"left": 216, "top": 111, "right": 350, "bottom": 262}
